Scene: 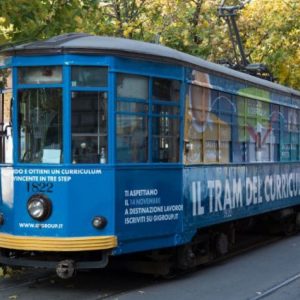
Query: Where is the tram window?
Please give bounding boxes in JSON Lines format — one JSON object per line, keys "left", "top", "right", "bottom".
{"left": 71, "top": 92, "right": 107, "bottom": 164}
{"left": 117, "top": 74, "right": 148, "bottom": 100}
{"left": 287, "top": 108, "right": 298, "bottom": 160}
{"left": 232, "top": 97, "right": 246, "bottom": 162}
{"left": 117, "top": 102, "right": 148, "bottom": 114}
{"left": 185, "top": 85, "right": 208, "bottom": 164}
{"left": 18, "top": 88, "right": 63, "bottom": 163}
{"left": 270, "top": 103, "right": 280, "bottom": 161}
{"left": 233, "top": 115, "right": 246, "bottom": 163}
{"left": 184, "top": 94, "right": 203, "bottom": 164}
{"left": 216, "top": 91, "right": 233, "bottom": 163}
{"left": 71, "top": 66, "right": 107, "bottom": 87}
{"left": 152, "top": 117, "right": 179, "bottom": 163}
{"left": 185, "top": 85, "right": 233, "bottom": 164}
{"left": 280, "top": 106, "right": 291, "bottom": 161}
{"left": 152, "top": 104, "right": 179, "bottom": 116}
{"left": 0, "top": 68, "right": 12, "bottom": 89}
{"left": 244, "top": 99, "right": 255, "bottom": 162}
{"left": 279, "top": 106, "right": 299, "bottom": 162}
{"left": 152, "top": 78, "right": 180, "bottom": 163}
{"left": 203, "top": 121, "right": 219, "bottom": 163}
{"left": 152, "top": 78, "right": 180, "bottom": 102}
{"left": 204, "top": 140, "right": 218, "bottom": 163}
{"left": 116, "top": 115, "right": 148, "bottom": 163}
{"left": 116, "top": 74, "right": 149, "bottom": 163}
{"left": 258, "top": 101, "right": 270, "bottom": 162}
{"left": 18, "top": 66, "right": 62, "bottom": 84}
{"left": 116, "top": 74, "right": 181, "bottom": 164}
{"left": 219, "top": 124, "right": 230, "bottom": 163}
{"left": 184, "top": 85, "right": 300, "bottom": 164}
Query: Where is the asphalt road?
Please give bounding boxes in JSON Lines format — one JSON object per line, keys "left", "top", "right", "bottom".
{"left": 1, "top": 234, "right": 300, "bottom": 300}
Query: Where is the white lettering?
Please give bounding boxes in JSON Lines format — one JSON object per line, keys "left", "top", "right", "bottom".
{"left": 208, "top": 180, "right": 214, "bottom": 213}
{"left": 246, "top": 177, "right": 252, "bottom": 206}
{"left": 232, "top": 178, "right": 243, "bottom": 208}
{"left": 215, "top": 180, "right": 222, "bottom": 212}
{"left": 224, "top": 179, "right": 232, "bottom": 210}
{"left": 192, "top": 181, "right": 204, "bottom": 216}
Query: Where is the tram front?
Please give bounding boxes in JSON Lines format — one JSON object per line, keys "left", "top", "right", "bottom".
{"left": 0, "top": 58, "right": 117, "bottom": 278}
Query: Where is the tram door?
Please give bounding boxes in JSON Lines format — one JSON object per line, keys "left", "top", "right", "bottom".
{"left": 0, "top": 90, "right": 12, "bottom": 164}
{"left": 0, "top": 90, "right": 13, "bottom": 209}
{"left": 0, "top": 92, "right": 4, "bottom": 162}
{"left": 0, "top": 68, "right": 13, "bottom": 164}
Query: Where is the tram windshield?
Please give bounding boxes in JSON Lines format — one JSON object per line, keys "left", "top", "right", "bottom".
{"left": 18, "top": 88, "right": 63, "bottom": 163}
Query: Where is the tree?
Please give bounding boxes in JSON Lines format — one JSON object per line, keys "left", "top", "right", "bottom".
{"left": 213, "top": 0, "right": 300, "bottom": 88}
{"left": 0, "top": 0, "right": 87, "bottom": 45}
{"left": 0, "top": 0, "right": 299, "bottom": 89}
{"left": 77, "top": 0, "right": 150, "bottom": 38}
{"left": 241, "top": 0, "right": 300, "bottom": 88}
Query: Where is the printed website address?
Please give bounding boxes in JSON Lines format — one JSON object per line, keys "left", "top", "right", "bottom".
{"left": 19, "top": 223, "right": 64, "bottom": 229}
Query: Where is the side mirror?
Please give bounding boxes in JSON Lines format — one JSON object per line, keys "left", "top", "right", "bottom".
{"left": 0, "top": 123, "right": 12, "bottom": 138}
{"left": 184, "top": 141, "right": 194, "bottom": 153}
{"left": 4, "top": 124, "right": 12, "bottom": 139}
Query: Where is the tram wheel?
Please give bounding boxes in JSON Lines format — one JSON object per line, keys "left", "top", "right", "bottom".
{"left": 282, "top": 216, "right": 297, "bottom": 236}
{"left": 215, "top": 233, "right": 229, "bottom": 256}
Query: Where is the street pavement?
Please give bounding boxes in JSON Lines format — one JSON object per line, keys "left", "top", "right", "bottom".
{"left": 1, "top": 234, "right": 300, "bottom": 300}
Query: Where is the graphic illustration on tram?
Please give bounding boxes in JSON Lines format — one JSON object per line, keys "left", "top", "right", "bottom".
{"left": 0, "top": 33, "right": 300, "bottom": 278}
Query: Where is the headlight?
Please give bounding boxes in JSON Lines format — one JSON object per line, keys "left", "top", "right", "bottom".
{"left": 92, "top": 216, "right": 107, "bottom": 229}
{"left": 27, "top": 194, "right": 52, "bottom": 221}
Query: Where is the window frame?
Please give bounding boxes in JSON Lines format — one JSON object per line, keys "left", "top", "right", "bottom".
{"left": 71, "top": 90, "right": 108, "bottom": 164}
{"left": 184, "top": 79, "right": 300, "bottom": 165}
{"left": 115, "top": 73, "right": 182, "bottom": 164}
{"left": 18, "top": 88, "right": 63, "bottom": 164}
{"left": 16, "top": 65, "right": 64, "bottom": 164}
{"left": 70, "top": 65, "right": 109, "bottom": 165}
{"left": 0, "top": 67, "right": 13, "bottom": 164}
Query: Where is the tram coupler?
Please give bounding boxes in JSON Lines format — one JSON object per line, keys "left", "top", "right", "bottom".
{"left": 56, "top": 259, "right": 76, "bottom": 279}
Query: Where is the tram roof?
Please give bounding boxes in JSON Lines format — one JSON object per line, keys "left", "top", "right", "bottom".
{"left": 2, "top": 33, "right": 300, "bottom": 97}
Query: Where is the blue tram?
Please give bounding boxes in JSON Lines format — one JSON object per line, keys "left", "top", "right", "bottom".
{"left": 0, "top": 33, "right": 300, "bottom": 277}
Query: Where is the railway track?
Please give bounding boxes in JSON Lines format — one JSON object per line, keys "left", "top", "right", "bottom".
{"left": 0, "top": 233, "right": 297, "bottom": 300}
{"left": 249, "top": 272, "right": 300, "bottom": 300}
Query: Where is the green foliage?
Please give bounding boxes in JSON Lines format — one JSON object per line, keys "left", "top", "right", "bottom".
{"left": 0, "top": 0, "right": 299, "bottom": 89}
{"left": 0, "top": 0, "right": 87, "bottom": 46}
{"left": 241, "top": 0, "right": 300, "bottom": 88}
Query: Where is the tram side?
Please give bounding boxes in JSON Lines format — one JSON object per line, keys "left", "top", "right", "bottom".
{"left": 183, "top": 68, "right": 300, "bottom": 243}
{"left": 112, "top": 62, "right": 300, "bottom": 259}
